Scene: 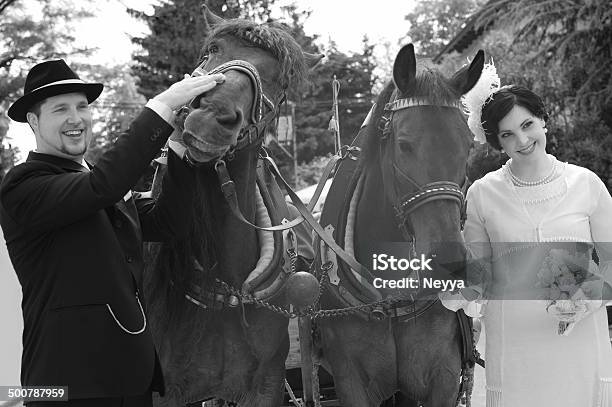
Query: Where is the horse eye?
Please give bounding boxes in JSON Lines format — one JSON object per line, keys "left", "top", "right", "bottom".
{"left": 398, "top": 140, "right": 412, "bottom": 153}
{"left": 208, "top": 44, "right": 219, "bottom": 53}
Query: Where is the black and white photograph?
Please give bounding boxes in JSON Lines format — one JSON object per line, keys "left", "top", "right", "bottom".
{"left": 1, "top": 0, "right": 611, "bottom": 406}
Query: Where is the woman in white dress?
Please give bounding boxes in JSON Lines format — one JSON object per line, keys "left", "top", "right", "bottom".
{"left": 446, "top": 80, "right": 612, "bottom": 406}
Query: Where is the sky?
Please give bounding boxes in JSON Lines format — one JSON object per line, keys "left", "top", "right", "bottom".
{"left": 3, "top": 0, "right": 417, "bottom": 162}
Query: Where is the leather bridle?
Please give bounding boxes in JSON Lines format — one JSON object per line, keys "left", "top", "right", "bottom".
{"left": 178, "top": 59, "right": 285, "bottom": 162}
{"left": 377, "top": 91, "right": 469, "bottom": 246}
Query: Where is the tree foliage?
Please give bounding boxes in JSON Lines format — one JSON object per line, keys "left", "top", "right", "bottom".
{"left": 294, "top": 40, "right": 377, "bottom": 163}
{"left": 128, "top": 0, "right": 278, "bottom": 99}
{"left": 270, "top": 40, "right": 378, "bottom": 187}
{"left": 0, "top": 0, "right": 93, "bottom": 106}
{"left": 477, "top": 0, "right": 612, "bottom": 116}
{"left": 402, "top": 0, "right": 485, "bottom": 58}
{"left": 0, "top": 0, "right": 94, "bottom": 174}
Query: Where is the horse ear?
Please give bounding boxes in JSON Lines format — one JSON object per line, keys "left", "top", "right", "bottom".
{"left": 450, "top": 50, "right": 485, "bottom": 95}
{"left": 201, "top": 4, "right": 225, "bottom": 29}
{"left": 393, "top": 44, "right": 417, "bottom": 95}
{"left": 304, "top": 52, "right": 324, "bottom": 70}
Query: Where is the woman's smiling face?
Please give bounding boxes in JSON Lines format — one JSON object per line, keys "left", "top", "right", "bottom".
{"left": 496, "top": 104, "right": 547, "bottom": 164}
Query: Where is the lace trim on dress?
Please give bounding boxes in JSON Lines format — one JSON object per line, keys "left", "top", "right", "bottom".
{"left": 493, "top": 242, "right": 539, "bottom": 261}
{"left": 486, "top": 387, "right": 502, "bottom": 407}
{"left": 597, "top": 378, "right": 612, "bottom": 407}
{"left": 518, "top": 189, "right": 566, "bottom": 205}
{"left": 540, "top": 236, "right": 592, "bottom": 243}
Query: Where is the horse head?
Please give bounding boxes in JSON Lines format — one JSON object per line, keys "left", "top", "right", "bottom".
{"left": 360, "top": 44, "right": 484, "bottom": 272}
{"left": 178, "top": 5, "right": 321, "bottom": 163}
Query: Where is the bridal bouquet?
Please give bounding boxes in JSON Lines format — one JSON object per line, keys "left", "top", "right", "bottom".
{"left": 535, "top": 244, "right": 601, "bottom": 336}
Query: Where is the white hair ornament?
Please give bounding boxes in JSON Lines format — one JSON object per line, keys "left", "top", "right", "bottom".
{"left": 461, "top": 61, "right": 500, "bottom": 144}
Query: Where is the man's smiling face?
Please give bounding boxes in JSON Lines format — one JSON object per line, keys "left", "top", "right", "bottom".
{"left": 27, "top": 92, "right": 93, "bottom": 161}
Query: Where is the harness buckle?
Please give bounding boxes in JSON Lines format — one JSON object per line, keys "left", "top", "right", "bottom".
{"left": 339, "top": 145, "right": 361, "bottom": 161}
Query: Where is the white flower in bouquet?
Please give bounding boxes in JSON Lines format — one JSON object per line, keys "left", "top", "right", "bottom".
{"left": 536, "top": 248, "right": 602, "bottom": 336}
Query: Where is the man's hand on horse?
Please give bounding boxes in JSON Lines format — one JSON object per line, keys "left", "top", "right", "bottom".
{"left": 154, "top": 73, "right": 225, "bottom": 111}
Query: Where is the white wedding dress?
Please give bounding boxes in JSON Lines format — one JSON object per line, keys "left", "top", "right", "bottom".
{"left": 463, "top": 156, "right": 612, "bottom": 407}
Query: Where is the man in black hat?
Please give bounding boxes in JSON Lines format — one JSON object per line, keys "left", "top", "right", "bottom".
{"left": 0, "top": 59, "right": 224, "bottom": 406}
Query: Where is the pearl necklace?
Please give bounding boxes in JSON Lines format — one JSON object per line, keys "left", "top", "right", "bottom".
{"left": 507, "top": 156, "right": 557, "bottom": 187}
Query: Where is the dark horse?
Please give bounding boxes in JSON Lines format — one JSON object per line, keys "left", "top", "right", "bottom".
{"left": 314, "top": 45, "right": 484, "bottom": 406}
{"left": 143, "top": 7, "right": 320, "bottom": 406}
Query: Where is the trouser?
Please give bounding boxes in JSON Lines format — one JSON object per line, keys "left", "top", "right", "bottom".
{"left": 26, "top": 391, "right": 152, "bottom": 407}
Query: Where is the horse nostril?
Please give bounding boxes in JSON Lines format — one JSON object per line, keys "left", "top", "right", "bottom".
{"left": 215, "top": 108, "right": 243, "bottom": 128}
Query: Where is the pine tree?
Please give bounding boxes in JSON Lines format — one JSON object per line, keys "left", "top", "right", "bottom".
{"left": 129, "top": 0, "right": 276, "bottom": 99}
{"left": 402, "top": 0, "right": 486, "bottom": 58}
{"left": 295, "top": 43, "right": 376, "bottom": 162}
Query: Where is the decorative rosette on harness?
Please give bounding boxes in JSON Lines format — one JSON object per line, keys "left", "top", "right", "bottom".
{"left": 460, "top": 61, "right": 500, "bottom": 144}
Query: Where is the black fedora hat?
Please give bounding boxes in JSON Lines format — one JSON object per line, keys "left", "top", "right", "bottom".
{"left": 8, "top": 59, "right": 103, "bottom": 123}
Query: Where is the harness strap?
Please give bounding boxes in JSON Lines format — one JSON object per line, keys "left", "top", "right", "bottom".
{"left": 396, "top": 181, "right": 464, "bottom": 216}
{"left": 263, "top": 155, "right": 382, "bottom": 301}
{"left": 233, "top": 104, "right": 279, "bottom": 151}
{"left": 215, "top": 150, "right": 343, "bottom": 232}
{"left": 456, "top": 309, "right": 485, "bottom": 368}
{"left": 196, "top": 59, "right": 274, "bottom": 123}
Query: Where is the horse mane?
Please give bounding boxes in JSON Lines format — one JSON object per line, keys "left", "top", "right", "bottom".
{"left": 203, "top": 19, "right": 308, "bottom": 92}
{"left": 145, "top": 170, "right": 222, "bottom": 333}
{"left": 361, "top": 61, "right": 463, "bottom": 169}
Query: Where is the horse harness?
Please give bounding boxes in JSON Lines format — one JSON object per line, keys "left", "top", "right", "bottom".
{"left": 167, "top": 59, "right": 299, "bottom": 311}
{"left": 172, "top": 64, "right": 471, "bottom": 327}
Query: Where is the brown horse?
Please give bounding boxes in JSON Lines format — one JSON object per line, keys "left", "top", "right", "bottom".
{"left": 143, "top": 7, "right": 320, "bottom": 407}
{"left": 314, "top": 44, "right": 484, "bottom": 406}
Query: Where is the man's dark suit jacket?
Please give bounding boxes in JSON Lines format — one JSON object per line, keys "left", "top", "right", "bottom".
{"left": 0, "top": 108, "right": 194, "bottom": 399}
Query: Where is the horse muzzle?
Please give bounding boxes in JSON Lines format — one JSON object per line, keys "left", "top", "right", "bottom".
{"left": 180, "top": 106, "right": 242, "bottom": 163}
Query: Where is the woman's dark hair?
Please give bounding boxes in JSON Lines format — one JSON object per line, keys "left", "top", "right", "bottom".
{"left": 481, "top": 85, "right": 549, "bottom": 150}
